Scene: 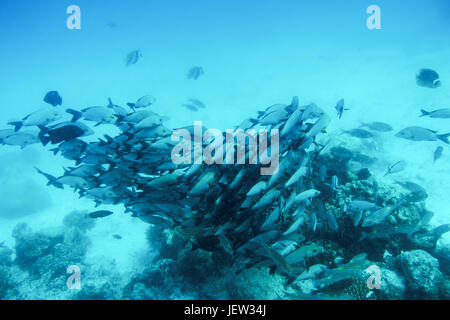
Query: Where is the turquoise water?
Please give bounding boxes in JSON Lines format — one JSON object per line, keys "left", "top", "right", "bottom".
{"left": 0, "top": 0, "right": 449, "bottom": 299}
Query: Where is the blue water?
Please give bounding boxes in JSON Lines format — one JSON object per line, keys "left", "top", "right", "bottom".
{"left": 0, "top": 0, "right": 449, "bottom": 299}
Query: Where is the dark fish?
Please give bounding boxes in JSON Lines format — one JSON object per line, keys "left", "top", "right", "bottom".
{"left": 186, "top": 66, "right": 204, "bottom": 80}
{"left": 182, "top": 103, "right": 199, "bottom": 112}
{"left": 343, "top": 128, "right": 374, "bottom": 139}
{"left": 112, "top": 234, "right": 122, "bottom": 239}
{"left": 38, "top": 122, "right": 93, "bottom": 146}
{"left": 43, "top": 91, "right": 62, "bottom": 106}
{"left": 359, "top": 121, "right": 393, "bottom": 132}
{"left": 125, "top": 50, "right": 142, "bottom": 67}
{"left": 88, "top": 210, "right": 113, "bottom": 219}
{"left": 433, "top": 146, "right": 443, "bottom": 164}
{"left": 416, "top": 69, "right": 441, "bottom": 88}
{"left": 188, "top": 98, "right": 206, "bottom": 109}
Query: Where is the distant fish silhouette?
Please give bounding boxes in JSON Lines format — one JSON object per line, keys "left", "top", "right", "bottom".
{"left": 43, "top": 91, "right": 62, "bottom": 106}
{"left": 186, "top": 66, "right": 204, "bottom": 80}
{"left": 125, "top": 49, "right": 142, "bottom": 67}
{"left": 182, "top": 103, "right": 199, "bottom": 112}
{"left": 188, "top": 98, "right": 206, "bottom": 109}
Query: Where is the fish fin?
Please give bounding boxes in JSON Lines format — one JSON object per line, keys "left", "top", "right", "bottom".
{"left": 49, "top": 147, "right": 59, "bottom": 155}
{"left": 437, "top": 133, "right": 450, "bottom": 144}
{"left": 8, "top": 121, "right": 23, "bottom": 132}
{"left": 66, "top": 108, "right": 82, "bottom": 122}
{"left": 107, "top": 97, "right": 113, "bottom": 108}
{"left": 419, "top": 109, "right": 430, "bottom": 117}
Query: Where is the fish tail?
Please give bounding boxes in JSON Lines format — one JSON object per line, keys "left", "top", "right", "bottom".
{"left": 38, "top": 128, "right": 51, "bottom": 146}
{"left": 66, "top": 108, "right": 82, "bottom": 122}
{"left": 8, "top": 121, "right": 23, "bottom": 132}
{"left": 49, "top": 147, "right": 59, "bottom": 155}
{"left": 34, "top": 167, "right": 59, "bottom": 188}
{"left": 419, "top": 109, "right": 430, "bottom": 117}
{"left": 437, "top": 132, "right": 450, "bottom": 144}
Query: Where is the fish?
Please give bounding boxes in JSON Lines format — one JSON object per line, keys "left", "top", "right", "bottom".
{"left": 343, "top": 128, "right": 374, "bottom": 139}
{"left": 360, "top": 212, "right": 433, "bottom": 240}
{"left": 133, "top": 114, "right": 164, "bottom": 129}
{"left": 361, "top": 197, "right": 406, "bottom": 227}
{"left": 334, "top": 98, "right": 348, "bottom": 119}
{"left": 56, "top": 175, "right": 90, "bottom": 189}
{"left": 433, "top": 146, "right": 443, "bottom": 164}
{"left": 88, "top": 210, "right": 114, "bottom": 219}
{"left": 112, "top": 234, "right": 122, "bottom": 240}
{"left": 252, "top": 189, "right": 281, "bottom": 210}
{"left": 280, "top": 106, "right": 303, "bottom": 137}
{"left": 255, "top": 238, "right": 294, "bottom": 276}
{"left": 2, "top": 131, "right": 39, "bottom": 149}
{"left": 188, "top": 171, "right": 215, "bottom": 195}
{"left": 393, "top": 181, "right": 427, "bottom": 194}
{"left": 107, "top": 98, "right": 129, "bottom": 116}
{"left": 34, "top": 167, "right": 64, "bottom": 189}
{"left": 416, "top": 69, "right": 441, "bottom": 88}
{"left": 348, "top": 200, "right": 381, "bottom": 212}
{"left": 218, "top": 233, "right": 234, "bottom": 257}
{"left": 282, "top": 212, "right": 307, "bottom": 236}
{"left": 395, "top": 126, "right": 450, "bottom": 144}
{"left": 38, "top": 121, "right": 94, "bottom": 146}
{"left": 8, "top": 108, "right": 65, "bottom": 132}
{"left": 294, "top": 189, "right": 320, "bottom": 204}
{"left": 359, "top": 121, "right": 393, "bottom": 132}
{"left": 247, "top": 181, "right": 267, "bottom": 197}
{"left": 43, "top": 91, "right": 62, "bottom": 106}
{"left": 285, "top": 165, "right": 308, "bottom": 188}
{"left": 271, "top": 240, "right": 298, "bottom": 257}
{"left": 182, "top": 103, "right": 199, "bottom": 112}
{"left": 285, "top": 245, "right": 323, "bottom": 265}
{"left": 420, "top": 108, "right": 450, "bottom": 119}
{"left": 383, "top": 160, "right": 407, "bottom": 177}
{"left": 188, "top": 99, "right": 206, "bottom": 109}
{"left": 296, "top": 264, "right": 327, "bottom": 281}
{"left": 125, "top": 49, "right": 142, "bottom": 66}
{"left": 127, "top": 95, "right": 155, "bottom": 111}
{"left": 331, "top": 175, "right": 339, "bottom": 192}
{"left": 186, "top": 66, "right": 204, "bottom": 80}
{"left": 326, "top": 210, "right": 339, "bottom": 231}
{"left": 66, "top": 107, "right": 117, "bottom": 125}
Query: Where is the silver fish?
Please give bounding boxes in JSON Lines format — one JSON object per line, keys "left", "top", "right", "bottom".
{"left": 395, "top": 126, "right": 450, "bottom": 144}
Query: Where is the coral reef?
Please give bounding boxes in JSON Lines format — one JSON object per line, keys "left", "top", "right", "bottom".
{"left": 397, "top": 250, "right": 442, "bottom": 298}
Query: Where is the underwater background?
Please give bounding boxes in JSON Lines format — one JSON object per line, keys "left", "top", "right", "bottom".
{"left": 0, "top": 0, "right": 449, "bottom": 299}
